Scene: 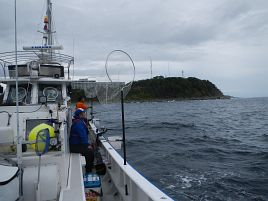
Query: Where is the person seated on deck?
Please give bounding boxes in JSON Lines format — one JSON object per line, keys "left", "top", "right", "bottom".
{"left": 75, "top": 95, "right": 91, "bottom": 125}
{"left": 69, "top": 108, "right": 94, "bottom": 173}
{"left": 76, "top": 96, "right": 91, "bottom": 110}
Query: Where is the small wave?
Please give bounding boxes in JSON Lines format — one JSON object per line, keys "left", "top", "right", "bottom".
{"left": 165, "top": 184, "right": 176, "bottom": 190}
{"left": 222, "top": 176, "right": 252, "bottom": 189}
{"left": 205, "top": 147, "right": 230, "bottom": 155}
{"left": 127, "top": 138, "right": 166, "bottom": 146}
{"left": 246, "top": 164, "right": 266, "bottom": 172}
{"left": 121, "top": 121, "right": 196, "bottom": 130}
{"left": 140, "top": 121, "right": 196, "bottom": 130}
{"left": 162, "top": 121, "right": 195, "bottom": 128}
{"left": 232, "top": 150, "right": 268, "bottom": 159}
{"left": 259, "top": 151, "right": 268, "bottom": 160}
{"left": 188, "top": 137, "right": 208, "bottom": 143}
{"left": 262, "top": 134, "right": 268, "bottom": 141}
{"left": 174, "top": 173, "right": 208, "bottom": 189}
{"left": 232, "top": 150, "right": 254, "bottom": 155}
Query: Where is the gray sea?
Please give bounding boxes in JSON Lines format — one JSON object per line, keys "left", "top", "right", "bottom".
{"left": 93, "top": 97, "right": 268, "bottom": 201}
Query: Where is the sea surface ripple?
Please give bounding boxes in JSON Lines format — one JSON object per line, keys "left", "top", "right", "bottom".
{"left": 94, "top": 97, "right": 268, "bottom": 201}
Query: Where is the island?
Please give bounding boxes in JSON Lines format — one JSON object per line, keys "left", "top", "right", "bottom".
{"left": 125, "top": 76, "right": 226, "bottom": 101}
{"left": 70, "top": 76, "right": 228, "bottom": 102}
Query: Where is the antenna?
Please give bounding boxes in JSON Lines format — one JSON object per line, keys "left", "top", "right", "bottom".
{"left": 150, "top": 57, "right": 153, "bottom": 79}
{"left": 168, "top": 62, "right": 170, "bottom": 77}
{"left": 182, "top": 70, "right": 184, "bottom": 78}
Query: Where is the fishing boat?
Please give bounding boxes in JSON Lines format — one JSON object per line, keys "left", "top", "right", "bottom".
{"left": 0, "top": 1, "right": 173, "bottom": 200}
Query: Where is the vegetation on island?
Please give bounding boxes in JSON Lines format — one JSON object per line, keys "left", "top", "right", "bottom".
{"left": 125, "top": 76, "right": 226, "bottom": 101}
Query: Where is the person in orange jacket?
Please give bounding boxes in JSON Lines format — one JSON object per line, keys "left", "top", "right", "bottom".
{"left": 76, "top": 96, "right": 91, "bottom": 110}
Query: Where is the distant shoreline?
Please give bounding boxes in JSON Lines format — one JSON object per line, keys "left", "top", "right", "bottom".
{"left": 125, "top": 95, "right": 231, "bottom": 103}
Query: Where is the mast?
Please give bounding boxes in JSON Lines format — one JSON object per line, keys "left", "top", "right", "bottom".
{"left": 23, "top": 0, "right": 63, "bottom": 52}
{"left": 44, "top": 0, "right": 53, "bottom": 46}
{"left": 47, "top": 0, "right": 53, "bottom": 46}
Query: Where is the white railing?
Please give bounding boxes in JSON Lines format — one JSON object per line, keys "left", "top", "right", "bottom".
{"left": 90, "top": 122, "right": 173, "bottom": 201}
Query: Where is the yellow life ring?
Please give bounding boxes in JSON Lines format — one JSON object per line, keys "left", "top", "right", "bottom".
{"left": 28, "top": 123, "right": 55, "bottom": 150}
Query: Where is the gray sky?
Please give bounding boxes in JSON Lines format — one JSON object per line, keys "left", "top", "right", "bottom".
{"left": 1, "top": 0, "right": 268, "bottom": 97}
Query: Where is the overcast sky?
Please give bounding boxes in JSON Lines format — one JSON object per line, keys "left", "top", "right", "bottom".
{"left": 1, "top": 0, "right": 268, "bottom": 97}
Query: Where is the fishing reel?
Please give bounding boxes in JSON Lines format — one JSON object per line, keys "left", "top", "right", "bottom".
{"left": 96, "top": 127, "right": 108, "bottom": 136}
{"left": 49, "top": 133, "right": 61, "bottom": 151}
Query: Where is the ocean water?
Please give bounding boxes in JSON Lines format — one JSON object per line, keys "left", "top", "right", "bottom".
{"left": 93, "top": 97, "right": 268, "bottom": 201}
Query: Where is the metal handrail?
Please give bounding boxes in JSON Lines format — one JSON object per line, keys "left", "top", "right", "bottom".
{"left": 0, "top": 51, "right": 73, "bottom": 64}
{"left": 0, "top": 51, "right": 74, "bottom": 79}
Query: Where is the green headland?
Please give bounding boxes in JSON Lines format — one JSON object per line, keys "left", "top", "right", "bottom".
{"left": 71, "top": 76, "right": 228, "bottom": 102}
{"left": 126, "top": 76, "right": 227, "bottom": 101}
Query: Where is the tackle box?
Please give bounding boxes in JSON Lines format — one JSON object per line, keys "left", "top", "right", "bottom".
{"left": 84, "top": 173, "right": 101, "bottom": 201}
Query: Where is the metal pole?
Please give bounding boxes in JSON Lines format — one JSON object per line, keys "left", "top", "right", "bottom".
{"left": 121, "top": 90, "right": 127, "bottom": 165}
{"left": 150, "top": 57, "right": 152, "bottom": 79}
{"left": 37, "top": 156, "right": 41, "bottom": 187}
{"left": 15, "top": 0, "right": 23, "bottom": 198}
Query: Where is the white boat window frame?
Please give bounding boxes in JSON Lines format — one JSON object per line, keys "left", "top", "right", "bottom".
{"left": 4, "top": 84, "right": 32, "bottom": 105}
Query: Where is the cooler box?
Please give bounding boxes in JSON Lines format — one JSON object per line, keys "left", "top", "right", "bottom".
{"left": 0, "top": 165, "right": 20, "bottom": 201}
{"left": 84, "top": 173, "right": 101, "bottom": 201}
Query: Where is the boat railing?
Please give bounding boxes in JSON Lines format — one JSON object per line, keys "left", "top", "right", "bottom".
{"left": 0, "top": 51, "right": 74, "bottom": 79}
{"left": 89, "top": 122, "right": 174, "bottom": 201}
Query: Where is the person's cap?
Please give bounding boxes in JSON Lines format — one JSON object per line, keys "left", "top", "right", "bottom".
{"left": 76, "top": 102, "right": 88, "bottom": 110}
{"left": 74, "top": 108, "right": 85, "bottom": 117}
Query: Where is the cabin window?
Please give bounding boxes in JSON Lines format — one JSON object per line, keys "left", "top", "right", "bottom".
{"left": 6, "top": 84, "right": 32, "bottom": 105}
{"left": 38, "top": 84, "right": 62, "bottom": 103}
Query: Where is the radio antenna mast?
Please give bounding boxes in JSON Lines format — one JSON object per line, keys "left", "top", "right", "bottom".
{"left": 45, "top": 0, "right": 53, "bottom": 46}
{"left": 168, "top": 62, "right": 170, "bottom": 77}
{"left": 150, "top": 57, "right": 153, "bottom": 79}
